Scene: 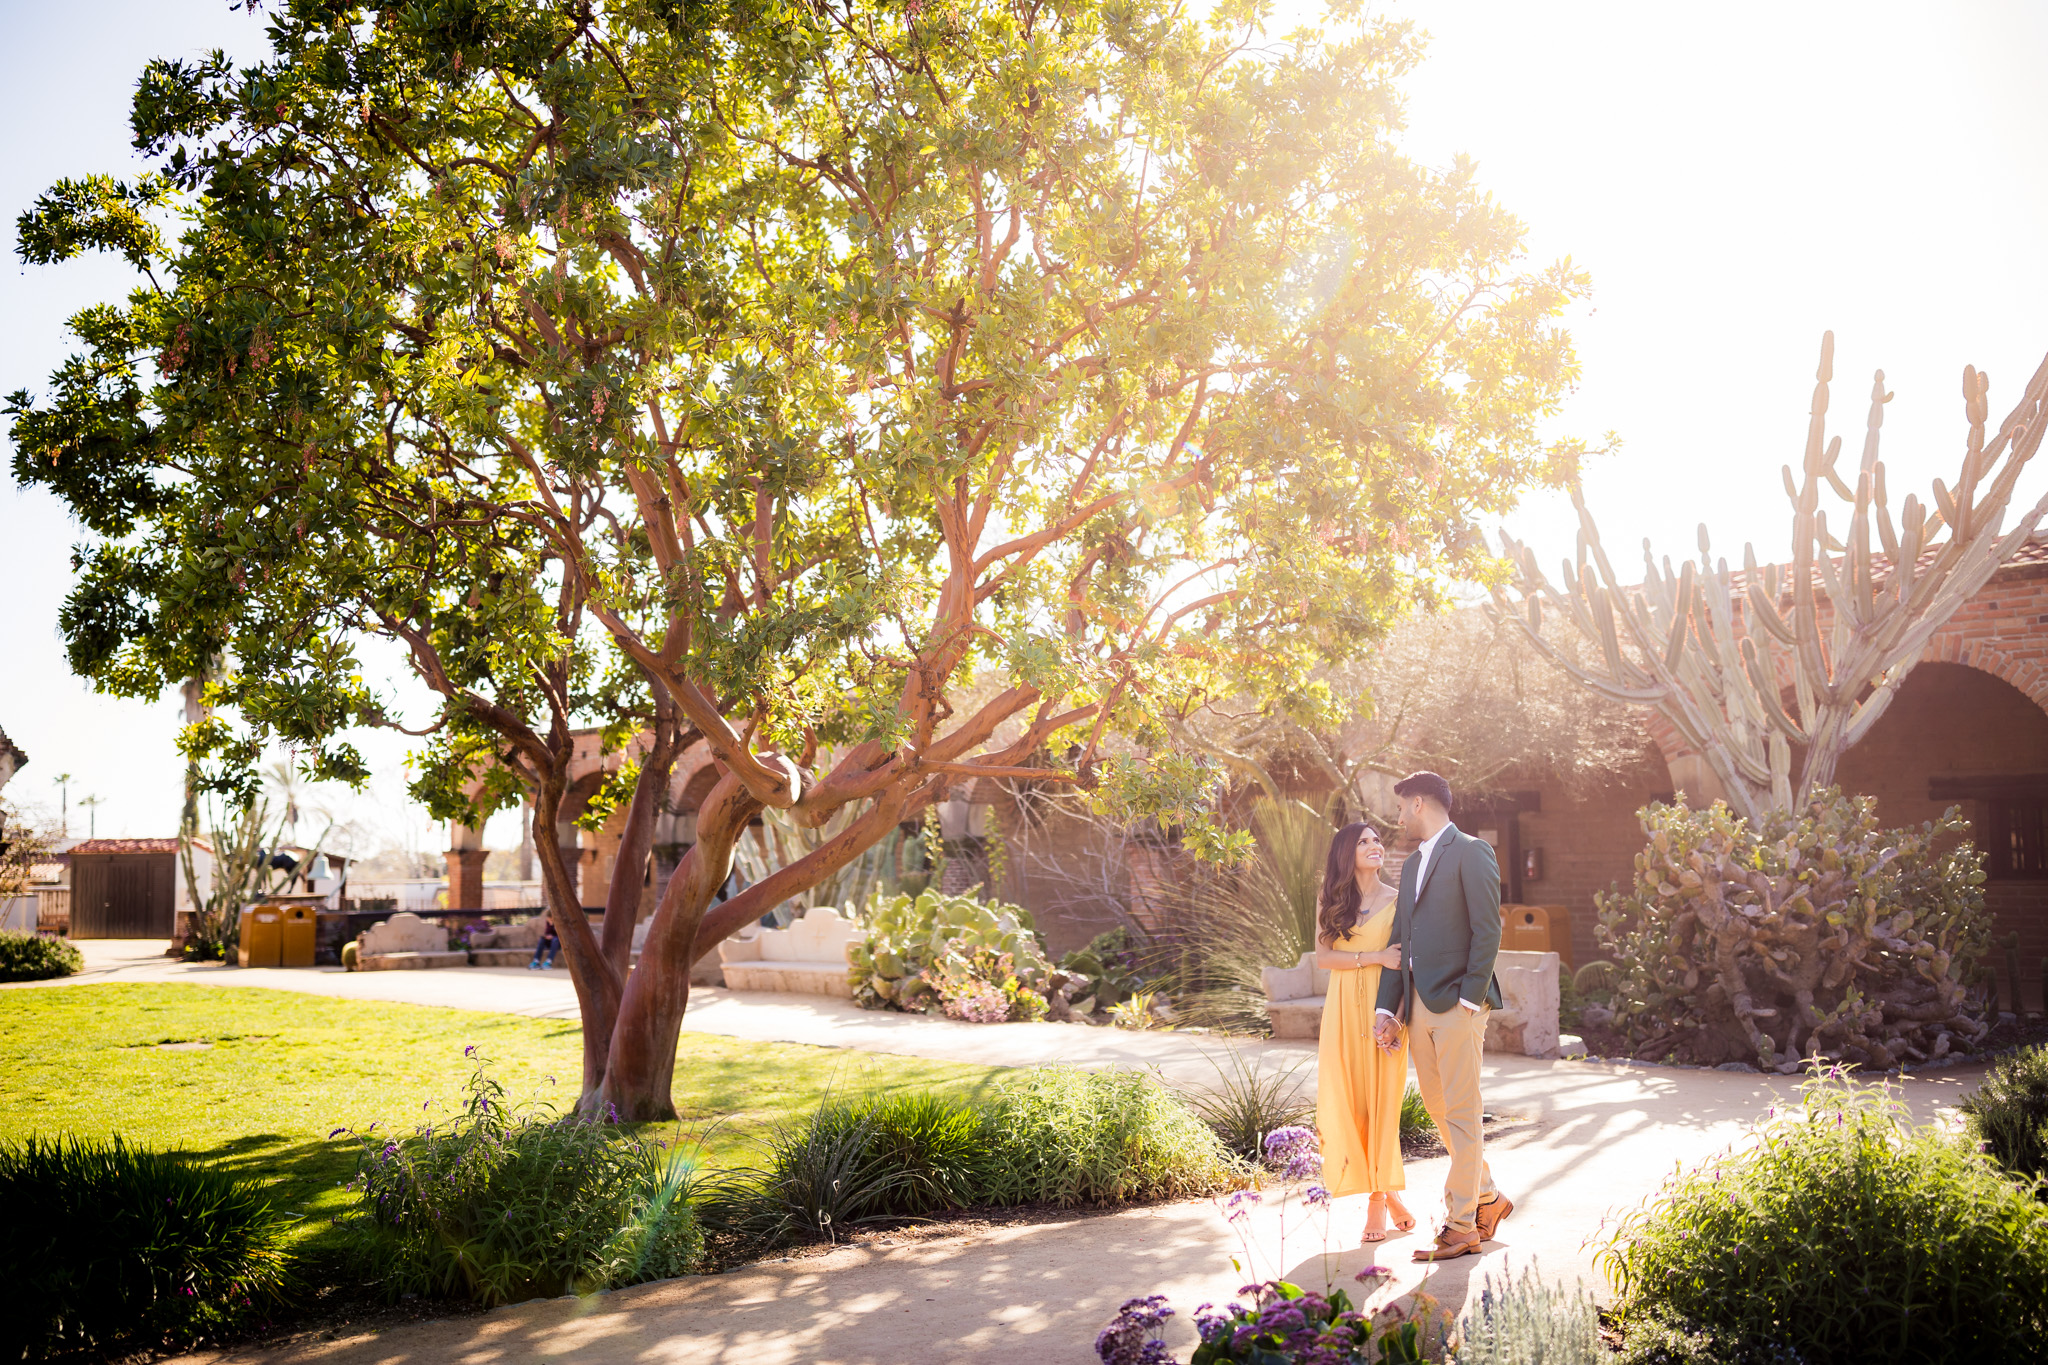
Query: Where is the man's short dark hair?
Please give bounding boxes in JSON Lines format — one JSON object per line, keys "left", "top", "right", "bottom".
{"left": 1393, "top": 771, "right": 1453, "bottom": 812}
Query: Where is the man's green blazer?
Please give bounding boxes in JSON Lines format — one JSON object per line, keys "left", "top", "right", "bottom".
{"left": 1373, "top": 824, "right": 1506, "bottom": 1020}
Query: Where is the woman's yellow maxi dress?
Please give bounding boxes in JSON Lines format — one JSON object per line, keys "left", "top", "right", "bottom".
{"left": 1316, "top": 899, "right": 1407, "bottom": 1197}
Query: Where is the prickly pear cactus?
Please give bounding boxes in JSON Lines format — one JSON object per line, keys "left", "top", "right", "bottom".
{"left": 848, "top": 888, "right": 1052, "bottom": 1012}
{"left": 1596, "top": 789, "right": 1992, "bottom": 1072}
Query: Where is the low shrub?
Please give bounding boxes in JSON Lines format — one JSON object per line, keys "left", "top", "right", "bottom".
{"left": 0, "top": 1136, "right": 295, "bottom": 1361}
{"left": 1599, "top": 1065, "right": 2048, "bottom": 1364}
{"left": 0, "top": 930, "right": 81, "bottom": 981}
{"left": 712, "top": 1070, "right": 1246, "bottom": 1257}
{"left": 1452, "top": 1260, "right": 1602, "bottom": 1364}
{"left": 1594, "top": 793, "right": 1990, "bottom": 1070}
{"left": 1611, "top": 1314, "right": 1808, "bottom": 1365}
{"left": 704, "top": 1090, "right": 982, "bottom": 1248}
{"left": 972, "top": 1067, "right": 1249, "bottom": 1207}
{"left": 925, "top": 945, "right": 1048, "bottom": 1023}
{"left": 700, "top": 1103, "right": 909, "bottom": 1249}
{"left": 343, "top": 1054, "right": 703, "bottom": 1305}
{"left": 1960, "top": 1041, "right": 2048, "bottom": 1191}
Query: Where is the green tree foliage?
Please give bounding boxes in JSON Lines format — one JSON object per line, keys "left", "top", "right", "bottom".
{"left": 10, "top": 0, "right": 1589, "bottom": 1116}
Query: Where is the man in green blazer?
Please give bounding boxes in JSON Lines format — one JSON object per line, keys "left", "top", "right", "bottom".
{"left": 1372, "top": 771, "right": 1513, "bottom": 1261}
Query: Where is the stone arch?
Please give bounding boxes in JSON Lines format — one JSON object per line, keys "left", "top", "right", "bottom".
{"left": 1834, "top": 661, "right": 2048, "bottom": 819}
{"left": 672, "top": 752, "right": 722, "bottom": 814}
{"left": 1920, "top": 629, "right": 2048, "bottom": 718}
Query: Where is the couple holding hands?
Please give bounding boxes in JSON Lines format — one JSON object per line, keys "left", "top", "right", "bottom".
{"left": 1312, "top": 771, "right": 1513, "bottom": 1262}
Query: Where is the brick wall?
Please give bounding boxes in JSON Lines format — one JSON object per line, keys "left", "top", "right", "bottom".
{"left": 1510, "top": 752, "right": 1670, "bottom": 968}
{"left": 1832, "top": 659, "right": 2048, "bottom": 1008}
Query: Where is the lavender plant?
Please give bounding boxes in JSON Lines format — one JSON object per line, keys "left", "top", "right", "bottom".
{"left": 1451, "top": 1260, "right": 1601, "bottom": 1364}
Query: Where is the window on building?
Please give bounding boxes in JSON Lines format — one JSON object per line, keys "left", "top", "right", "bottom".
{"left": 1988, "top": 799, "right": 2048, "bottom": 880}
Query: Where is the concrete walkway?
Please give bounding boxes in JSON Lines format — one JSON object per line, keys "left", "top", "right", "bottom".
{"left": 26, "top": 941, "right": 1993, "bottom": 1364}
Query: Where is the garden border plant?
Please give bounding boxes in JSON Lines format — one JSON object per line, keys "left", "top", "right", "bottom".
{"left": 1599, "top": 1062, "right": 2048, "bottom": 1363}
{"left": 705, "top": 1066, "right": 1251, "bottom": 1263}
{"left": 0, "top": 1135, "right": 296, "bottom": 1361}
{"left": 338, "top": 1051, "right": 705, "bottom": 1306}
{"left": 0, "top": 929, "right": 82, "bottom": 981}
{"left": 1960, "top": 1040, "right": 2048, "bottom": 1192}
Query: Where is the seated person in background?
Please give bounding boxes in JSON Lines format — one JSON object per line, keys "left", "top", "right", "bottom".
{"left": 528, "top": 916, "right": 560, "bottom": 970}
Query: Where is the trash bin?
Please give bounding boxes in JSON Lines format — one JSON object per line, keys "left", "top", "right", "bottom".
{"left": 1504, "top": 904, "right": 1574, "bottom": 968}
{"left": 238, "top": 905, "right": 284, "bottom": 968}
{"left": 280, "top": 905, "right": 317, "bottom": 968}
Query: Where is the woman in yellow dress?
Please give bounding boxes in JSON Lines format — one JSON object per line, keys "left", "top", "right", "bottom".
{"left": 1314, "top": 822, "right": 1417, "bottom": 1243}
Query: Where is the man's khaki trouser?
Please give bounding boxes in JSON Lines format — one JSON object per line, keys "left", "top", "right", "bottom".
{"left": 1406, "top": 997, "right": 1496, "bottom": 1234}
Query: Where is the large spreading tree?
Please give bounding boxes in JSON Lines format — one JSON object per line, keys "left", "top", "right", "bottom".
{"left": 11, "top": 0, "right": 1591, "bottom": 1118}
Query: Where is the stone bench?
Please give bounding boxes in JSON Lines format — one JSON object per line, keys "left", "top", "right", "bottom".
{"left": 1260, "top": 955, "right": 1332, "bottom": 1040}
{"left": 356, "top": 912, "right": 469, "bottom": 971}
{"left": 1259, "top": 949, "right": 1562, "bottom": 1057}
{"left": 627, "top": 917, "right": 727, "bottom": 987}
{"left": 467, "top": 918, "right": 544, "bottom": 967}
{"left": 717, "top": 907, "right": 856, "bottom": 997}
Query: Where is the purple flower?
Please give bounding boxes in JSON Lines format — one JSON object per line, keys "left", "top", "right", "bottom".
{"left": 1263, "top": 1125, "right": 1316, "bottom": 1163}
{"left": 1283, "top": 1150, "right": 1324, "bottom": 1181}
{"left": 1256, "top": 1303, "right": 1306, "bottom": 1334}
{"left": 463, "top": 1043, "right": 477, "bottom": 1057}
{"left": 1355, "top": 1265, "right": 1391, "bottom": 1282}
{"left": 328, "top": 1127, "right": 347, "bottom": 1138}
{"left": 1303, "top": 1183, "right": 1330, "bottom": 1207}
{"left": 1094, "top": 1296, "right": 1176, "bottom": 1365}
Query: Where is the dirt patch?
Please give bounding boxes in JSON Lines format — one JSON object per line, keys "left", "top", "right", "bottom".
{"left": 1400, "top": 1111, "right": 1534, "bottom": 1160}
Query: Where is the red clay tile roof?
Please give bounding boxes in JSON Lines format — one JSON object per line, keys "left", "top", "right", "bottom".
{"left": 66, "top": 838, "right": 180, "bottom": 854}
{"left": 1713, "top": 533, "right": 2048, "bottom": 597}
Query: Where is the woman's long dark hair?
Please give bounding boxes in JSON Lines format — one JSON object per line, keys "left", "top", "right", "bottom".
{"left": 1316, "top": 821, "right": 1379, "bottom": 946}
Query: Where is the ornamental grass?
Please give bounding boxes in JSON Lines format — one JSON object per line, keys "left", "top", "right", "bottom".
{"left": 0, "top": 1136, "right": 295, "bottom": 1361}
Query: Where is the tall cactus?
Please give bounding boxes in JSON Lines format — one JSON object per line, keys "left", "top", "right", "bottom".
{"left": 1493, "top": 333, "right": 2048, "bottom": 821}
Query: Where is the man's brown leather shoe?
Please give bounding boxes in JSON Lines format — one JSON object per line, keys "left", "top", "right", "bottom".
{"left": 1476, "top": 1193, "right": 1514, "bottom": 1241}
{"left": 1412, "top": 1224, "right": 1483, "bottom": 1262}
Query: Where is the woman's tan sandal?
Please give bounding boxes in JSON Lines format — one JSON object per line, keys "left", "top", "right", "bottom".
{"left": 1359, "top": 1193, "right": 1390, "bottom": 1244}
{"left": 1387, "top": 1196, "right": 1417, "bottom": 1234}
{"left": 1412, "top": 1225, "right": 1483, "bottom": 1262}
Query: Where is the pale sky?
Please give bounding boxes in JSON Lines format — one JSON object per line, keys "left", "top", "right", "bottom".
{"left": 3, "top": 1, "right": 2046, "bottom": 843}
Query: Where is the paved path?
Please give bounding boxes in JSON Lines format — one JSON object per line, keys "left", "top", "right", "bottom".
{"left": 27, "top": 941, "right": 1992, "bottom": 1364}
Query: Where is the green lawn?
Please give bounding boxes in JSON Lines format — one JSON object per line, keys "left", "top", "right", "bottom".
{"left": 0, "top": 983, "right": 1006, "bottom": 1250}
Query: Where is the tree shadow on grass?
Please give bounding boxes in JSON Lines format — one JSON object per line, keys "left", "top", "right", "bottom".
{"left": 170, "top": 1132, "right": 364, "bottom": 1249}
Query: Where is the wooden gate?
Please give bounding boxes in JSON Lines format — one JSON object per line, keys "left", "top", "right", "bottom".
{"left": 69, "top": 853, "right": 177, "bottom": 938}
